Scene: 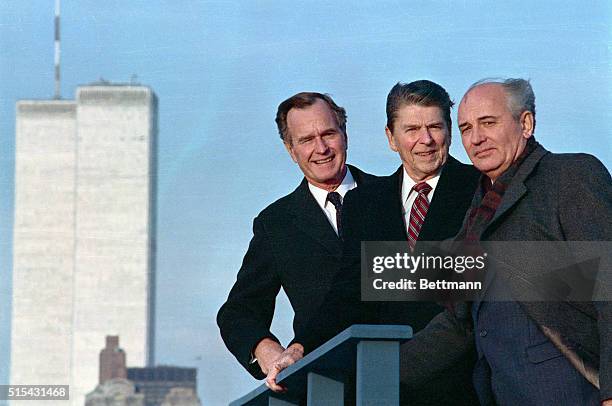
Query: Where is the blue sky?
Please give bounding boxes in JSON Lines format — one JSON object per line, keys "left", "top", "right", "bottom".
{"left": 0, "top": 1, "right": 610, "bottom": 404}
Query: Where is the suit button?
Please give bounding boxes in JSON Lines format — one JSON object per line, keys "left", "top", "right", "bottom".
{"left": 479, "top": 329, "right": 488, "bottom": 338}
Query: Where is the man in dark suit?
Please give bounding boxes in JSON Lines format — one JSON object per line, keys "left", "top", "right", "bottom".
{"left": 265, "top": 81, "right": 481, "bottom": 404}
{"left": 217, "top": 92, "right": 376, "bottom": 380}
{"left": 454, "top": 78, "right": 612, "bottom": 405}
{"left": 392, "top": 78, "right": 611, "bottom": 406}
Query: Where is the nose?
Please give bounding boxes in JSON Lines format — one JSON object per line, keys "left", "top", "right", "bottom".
{"left": 418, "top": 128, "right": 434, "bottom": 144}
{"left": 469, "top": 126, "right": 486, "bottom": 145}
{"left": 314, "top": 136, "right": 329, "bottom": 154}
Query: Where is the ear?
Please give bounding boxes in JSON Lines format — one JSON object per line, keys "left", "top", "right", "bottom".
{"left": 284, "top": 141, "right": 298, "bottom": 163}
{"left": 520, "top": 110, "right": 534, "bottom": 139}
{"left": 385, "top": 126, "right": 399, "bottom": 153}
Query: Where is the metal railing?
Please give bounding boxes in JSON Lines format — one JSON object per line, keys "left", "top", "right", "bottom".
{"left": 230, "top": 325, "right": 412, "bottom": 406}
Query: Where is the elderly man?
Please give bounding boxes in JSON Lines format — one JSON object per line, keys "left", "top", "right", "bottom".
{"left": 266, "top": 80, "right": 481, "bottom": 404}
{"left": 454, "top": 78, "right": 611, "bottom": 405}
{"left": 217, "top": 92, "right": 376, "bottom": 379}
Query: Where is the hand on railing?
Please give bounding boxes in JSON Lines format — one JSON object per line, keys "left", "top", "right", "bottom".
{"left": 264, "top": 342, "right": 304, "bottom": 392}
{"left": 253, "top": 338, "right": 285, "bottom": 375}
{"left": 231, "top": 325, "right": 412, "bottom": 405}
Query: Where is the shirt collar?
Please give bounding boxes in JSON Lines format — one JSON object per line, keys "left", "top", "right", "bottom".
{"left": 401, "top": 167, "right": 441, "bottom": 205}
{"left": 308, "top": 167, "right": 356, "bottom": 208}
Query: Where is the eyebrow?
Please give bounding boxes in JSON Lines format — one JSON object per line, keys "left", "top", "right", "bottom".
{"left": 296, "top": 127, "right": 337, "bottom": 141}
{"left": 401, "top": 120, "right": 443, "bottom": 129}
{"left": 458, "top": 115, "right": 498, "bottom": 129}
{"left": 319, "top": 127, "right": 339, "bottom": 134}
{"left": 477, "top": 115, "right": 498, "bottom": 121}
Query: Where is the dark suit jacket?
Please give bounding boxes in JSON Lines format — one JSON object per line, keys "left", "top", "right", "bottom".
{"left": 294, "top": 156, "right": 480, "bottom": 405}
{"left": 216, "top": 165, "right": 377, "bottom": 379}
{"left": 402, "top": 145, "right": 612, "bottom": 402}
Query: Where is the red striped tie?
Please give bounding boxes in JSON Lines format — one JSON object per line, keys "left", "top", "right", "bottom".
{"left": 407, "top": 182, "right": 432, "bottom": 250}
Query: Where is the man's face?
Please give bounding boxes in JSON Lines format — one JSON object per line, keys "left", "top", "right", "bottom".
{"left": 284, "top": 99, "right": 347, "bottom": 190}
{"left": 385, "top": 104, "right": 450, "bottom": 182}
{"left": 458, "top": 84, "right": 533, "bottom": 181}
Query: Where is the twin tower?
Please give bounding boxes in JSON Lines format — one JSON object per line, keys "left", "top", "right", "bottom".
{"left": 11, "top": 84, "right": 157, "bottom": 406}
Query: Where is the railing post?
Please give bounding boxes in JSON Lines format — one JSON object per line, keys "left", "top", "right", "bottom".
{"left": 356, "top": 340, "right": 400, "bottom": 406}
{"left": 307, "top": 372, "right": 344, "bottom": 405}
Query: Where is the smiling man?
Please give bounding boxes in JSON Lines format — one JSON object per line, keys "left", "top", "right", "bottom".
{"left": 217, "top": 92, "right": 376, "bottom": 380}
{"left": 283, "top": 97, "right": 348, "bottom": 192}
{"left": 385, "top": 101, "right": 449, "bottom": 182}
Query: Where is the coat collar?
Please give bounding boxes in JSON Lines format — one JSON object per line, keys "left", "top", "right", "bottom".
{"left": 471, "top": 145, "right": 549, "bottom": 310}
{"left": 420, "top": 156, "right": 476, "bottom": 242}
{"left": 289, "top": 178, "right": 341, "bottom": 255}
{"left": 486, "top": 144, "right": 549, "bottom": 229}
{"left": 288, "top": 165, "right": 366, "bottom": 255}
{"left": 386, "top": 166, "right": 409, "bottom": 240}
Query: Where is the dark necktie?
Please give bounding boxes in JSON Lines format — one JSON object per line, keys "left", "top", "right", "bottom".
{"left": 326, "top": 191, "right": 343, "bottom": 238}
{"left": 407, "top": 182, "right": 432, "bottom": 250}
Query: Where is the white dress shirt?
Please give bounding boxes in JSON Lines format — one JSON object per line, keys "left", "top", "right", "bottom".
{"left": 308, "top": 169, "right": 357, "bottom": 236}
{"left": 401, "top": 167, "right": 441, "bottom": 233}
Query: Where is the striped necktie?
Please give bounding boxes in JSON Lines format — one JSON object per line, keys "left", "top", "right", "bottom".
{"left": 407, "top": 182, "right": 432, "bottom": 250}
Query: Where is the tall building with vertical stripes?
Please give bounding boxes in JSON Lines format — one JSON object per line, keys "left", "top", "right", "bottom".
{"left": 10, "top": 83, "right": 157, "bottom": 406}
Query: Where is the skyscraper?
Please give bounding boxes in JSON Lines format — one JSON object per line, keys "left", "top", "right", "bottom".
{"left": 11, "top": 84, "right": 157, "bottom": 406}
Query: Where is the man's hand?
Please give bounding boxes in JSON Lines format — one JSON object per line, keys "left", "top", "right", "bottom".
{"left": 265, "top": 343, "right": 305, "bottom": 392}
{"left": 254, "top": 338, "right": 285, "bottom": 375}
{"left": 602, "top": 399, "right": 612, "bottom": 406}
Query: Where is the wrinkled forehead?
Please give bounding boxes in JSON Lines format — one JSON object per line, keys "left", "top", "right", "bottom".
{"left": 393, "top": 102, "right": 447, "bottom": 126}
{"left": 287, "top": 100, "right": 333, "bottom": 126}
{"left": 286, "top": 100, "right": 344, "bottom": 141}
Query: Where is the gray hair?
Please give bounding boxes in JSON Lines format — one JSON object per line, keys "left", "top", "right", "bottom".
{"left": 468, "top": 77, "right": 536, "bottom": 131}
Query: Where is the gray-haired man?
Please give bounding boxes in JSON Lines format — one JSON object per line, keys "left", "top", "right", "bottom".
{"left": 455, "top": 78, "right": 612, "bottom": 405}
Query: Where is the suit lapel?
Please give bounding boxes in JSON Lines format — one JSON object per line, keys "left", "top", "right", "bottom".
{"left": 486, "top": 145, "right": 548, "bottom": 229}
{"left": 388, "top": 167, "right": 409, "bottom": 240}
{"left": 289, "top": 179, "right": 341, "bottom": 255}
{"left": 474, "top": 146, "right": 549, "bottom": 313}
{"left": 346, "top": 164, "right": 367, "bottom": 185}
{"left": 419, "top": 157, "right": 474, "bottom": 242}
